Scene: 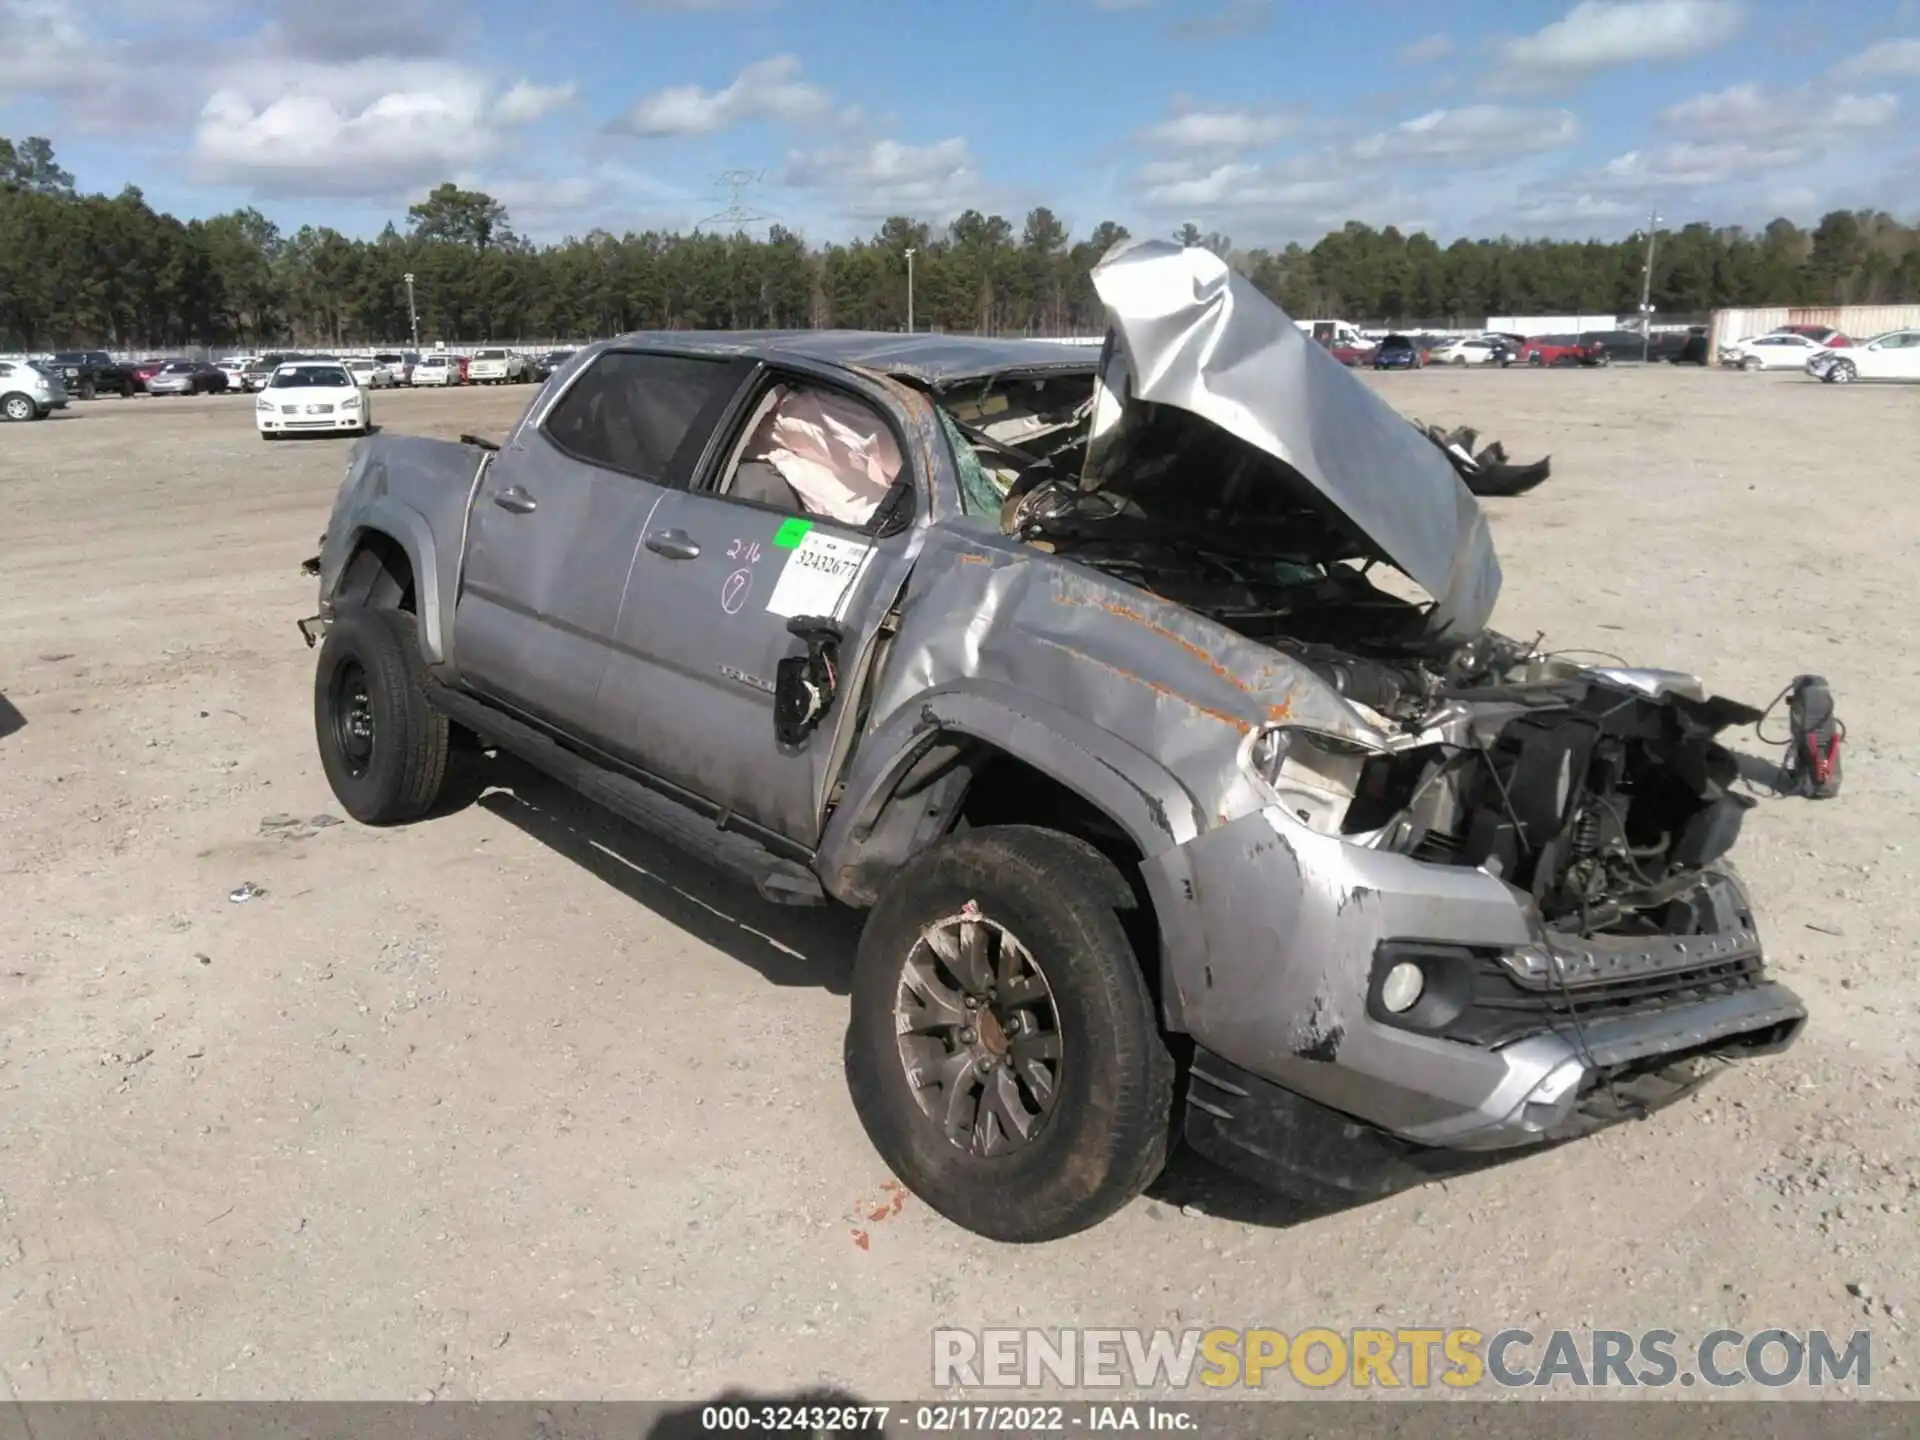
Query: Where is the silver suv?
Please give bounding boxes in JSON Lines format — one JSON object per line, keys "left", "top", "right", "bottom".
{"left": 0, "top": 359, "right": 69, "bottom": 421}
{"left": 299, "top": 240, "right": 1824, "bottom": 1241}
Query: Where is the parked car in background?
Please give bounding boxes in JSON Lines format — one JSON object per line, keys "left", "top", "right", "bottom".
{"left": 257, "top": 361, "right": 371, "bottom": 438}
{"left": 1520, "top": 333, "right": 1609, "bottom": 367}
{"left": 411, "top": 353, "right": 460, "bottom": 387}
{"left": 1430, "top": 336, "right": 1504, "bottom": 366}
{"left": 1772, "top": 324, "right": 1849, "bottom": 348}
{"left": 1323, "top": 337, "right": 1375, "bottom": 366}
{"left": 531, "top": 349, "right": 575, "bottom": 381}
{"left": 0, "top": 359, "right": 69, "bottom": 421}
{"left": 1816, "top": 329, "right": 1920, "bottom": 384}
{"left": 46, "top": 350, "right": 138, "bottom": 399}
{"left": 1721, "top": 332, "right": 1826, "bottom": 371}
{"left": 1371, "top": 333, "right": 1424, "bottom": 370}
{"left": 216, "top": 358, "right": 256, "bottom": 391}
{"left": 243, "top": 354, "right": 291, "bottom": 391}
{"left": 128, "top": 358, "right": 172, "bottom": 392}
{"left": 145, "top": 360, "right": 231, "bottom": 395}
{"left": 346, "top": 357, "right": 395, "bottom": 389}
{"left": 467, "top": 348, "right": 530, "bottom": 385}
{"left": 374, "top": 352, "right": 417, "bottom": 385}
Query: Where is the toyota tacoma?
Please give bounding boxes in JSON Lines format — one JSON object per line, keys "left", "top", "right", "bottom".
{"left": 299, "top": 239, "right": 1831, "bottom": 1242}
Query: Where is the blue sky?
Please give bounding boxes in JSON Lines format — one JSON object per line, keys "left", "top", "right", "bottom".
{"left": 4, "top": 0, "right": 1919, "bottom": 246}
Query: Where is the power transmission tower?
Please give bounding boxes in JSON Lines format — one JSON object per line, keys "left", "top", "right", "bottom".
{"left": 696, "top": 170, "right": 776, "bottom": 235}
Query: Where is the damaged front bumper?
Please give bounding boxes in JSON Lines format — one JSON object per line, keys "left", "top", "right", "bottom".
{"left": 1156, "top": 807, "right": 1806, "bottom": 1194}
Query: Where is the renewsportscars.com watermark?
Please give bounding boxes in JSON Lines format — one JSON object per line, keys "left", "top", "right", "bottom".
{"left": 933, "top": 1327, "right": 1874, "bottom": 1391}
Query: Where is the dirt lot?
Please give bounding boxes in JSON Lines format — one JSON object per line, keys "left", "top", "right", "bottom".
{"left": 1, "top": 369, "right": 1915, "bottom": 1402}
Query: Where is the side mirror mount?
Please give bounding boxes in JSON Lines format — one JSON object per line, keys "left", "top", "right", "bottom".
{"left": 868, "top": 476, "right": 915, "bottom": 539}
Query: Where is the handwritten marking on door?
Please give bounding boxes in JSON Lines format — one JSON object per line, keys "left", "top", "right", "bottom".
{"left": 727, "top": 537, "right": 764, "bottom": 565}
{"left": 721, "top": 568, "right": 753, "bottom": 614}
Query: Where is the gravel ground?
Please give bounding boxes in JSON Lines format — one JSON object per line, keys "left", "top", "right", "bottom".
{"left": 0, "top": 368, "right": 1914, "bottom": 1403}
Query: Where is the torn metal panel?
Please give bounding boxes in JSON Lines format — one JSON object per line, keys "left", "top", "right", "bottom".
{"left": 1418, "top": 422, "right": 1553, "bottom": 498}
{"left": 1086, "top": 238, "right": 1501, "bottom": 640}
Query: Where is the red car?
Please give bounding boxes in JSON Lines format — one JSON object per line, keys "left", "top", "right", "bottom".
{"left": 1519, "top": 333, "right": 1610, "bottom": 367}
{"left": 1771, "top": 324, "right": 1850, "bottom": 348}
{"left": 1322, "top": 338, "right": 1377, "bottom": 367}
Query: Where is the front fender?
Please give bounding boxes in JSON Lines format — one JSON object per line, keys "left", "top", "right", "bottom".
{"left": 818, "top": 680, "right": 1209, "bottom": 1028}
{"left": 322, "top": 501, "right": 447, "bottom": 664}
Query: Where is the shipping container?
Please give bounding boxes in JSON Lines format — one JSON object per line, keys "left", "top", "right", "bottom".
{"left": 1708, "top": 305, "right": 1920, "bottom": 363}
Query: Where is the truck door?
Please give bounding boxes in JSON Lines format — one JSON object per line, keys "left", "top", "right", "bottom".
{"left": 451, "top": 349, "right": 752, "bottom": 749}
{"left": 598, "top": 369, "right": 924, "bottom": 845}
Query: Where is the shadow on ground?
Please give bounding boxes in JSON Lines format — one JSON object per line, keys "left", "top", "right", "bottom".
{"left": 454, "top": 747, "right": 864, "bottom": 994}
{"left": 0, "top": 694, "right": 24, "bottom": 740}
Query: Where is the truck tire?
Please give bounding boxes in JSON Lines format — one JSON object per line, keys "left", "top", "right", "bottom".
{"left": 845, "top": 825, "right": 1174, "bottom": 1242}
{"left": 313, "top": 607, "right": 449, "bottom": 825}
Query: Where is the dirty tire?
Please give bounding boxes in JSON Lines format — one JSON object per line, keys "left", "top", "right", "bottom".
{"left": 313, "top": 607, "right": 449, "bottom": 825}
{"left": 2, "top": 392, "right": 38, "bottom": 422}
{"left": 846, "top": 825, "right": 1174, "bottom": 1242}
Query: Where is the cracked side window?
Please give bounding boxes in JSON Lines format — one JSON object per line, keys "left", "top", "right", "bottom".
{"left": 938, "top": 405, "right": 1006, "bottom": 518}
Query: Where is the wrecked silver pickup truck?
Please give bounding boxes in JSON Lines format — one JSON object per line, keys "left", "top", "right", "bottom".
{"left": 301, "top": 238, "right": 1834, "bottom": 1242}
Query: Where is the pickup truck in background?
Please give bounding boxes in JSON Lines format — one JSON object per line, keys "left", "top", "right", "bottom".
{"left": 46, "top": 350, "right": 138, "bottom": 399}
{"left": 299, "top": 239, "right": 1824, "bottom": 1243}
{"left": 467, "top": 348, "right": 531, "bottom": 384}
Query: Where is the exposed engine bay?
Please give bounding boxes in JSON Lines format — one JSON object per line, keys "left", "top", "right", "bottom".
{"left": 932, "top": 376, "right": 1840, "bottom": 941}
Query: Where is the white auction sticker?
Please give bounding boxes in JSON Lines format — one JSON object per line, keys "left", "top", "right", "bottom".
{"left": 764, "top": 530, "right": 872, "bottom": 618}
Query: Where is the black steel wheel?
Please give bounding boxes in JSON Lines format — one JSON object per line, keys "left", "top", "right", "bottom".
{"left": 313, "top": 607, "right": 449, "bottom": 824}
{"left": 846, "top": 825, "right": 1173, "bottom": 1242}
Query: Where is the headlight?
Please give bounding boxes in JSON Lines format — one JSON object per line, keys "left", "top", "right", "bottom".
{"left": 1241, "top": 724, "right": 1380, "bottom": 835}
{"left": 340, "top": 393, "right": 362, "bottom": 409}
{"left": 256, "top": 397, "right": 273, "bottom": 411}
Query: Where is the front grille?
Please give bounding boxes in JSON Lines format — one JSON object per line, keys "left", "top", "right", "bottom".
{"left": 1444, "top": 952, "right": 1765, "bottom": 1048}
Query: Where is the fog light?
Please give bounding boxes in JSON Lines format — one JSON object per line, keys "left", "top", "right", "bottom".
{"left": 1380, "top": 961, "right": 1425, "bottom": 1013}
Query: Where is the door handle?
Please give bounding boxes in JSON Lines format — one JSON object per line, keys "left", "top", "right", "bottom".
{"left": 493, "top": 486, "right": 537, "bottom": 514}
{"left": 645, "top": 528, "right": 701, "bottom": 560}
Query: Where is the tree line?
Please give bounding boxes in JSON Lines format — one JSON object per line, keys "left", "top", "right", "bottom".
{"left": 4, "top": 134, "right": 1920, "bottom": 352}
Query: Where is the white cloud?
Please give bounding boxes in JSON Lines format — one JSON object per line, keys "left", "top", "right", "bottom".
{"left": 193, "top": 65, "right": 502, "bottom": 197}
{"left": 1661, "top": 82, "right": 1898, "bottom": 137}
{"left": 189, "top": 58, "right": 577, "bottom": 199}
{"left": 1395, "top": 33, "right": 1454, "bottom": 65}
{"left": 609, "top": 55, "right": 840, "bottom": 136}
{"left": 1138, "top": 105, "right": 1294, "bottom": 150}
{"left": 496, "top": 79, "right": 578, "bottom": 124}
{"left": 1351, "top": 105, "right": 1581, "bottom": 163}
{"left": 1833, "top": 37, "right": 1920, "bottom": 77}
{"left": 782, "top": 136, "right": 986, "bottom": 221}
{"left": 1496, "top": 0, "right": 1743, "bottom": 77}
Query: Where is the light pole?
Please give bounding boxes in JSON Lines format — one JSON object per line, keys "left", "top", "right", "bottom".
{"left": 1637, "top": 210, "right": 1661, "bottom": 362}
{"left": 403, "top": 272, "right": 420, "bottom": 350}
{"left": 904, "top": 247, "right": 915, "bottom": 334}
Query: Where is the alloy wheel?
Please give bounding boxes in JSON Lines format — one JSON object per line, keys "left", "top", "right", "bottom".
{"left": 893, "top": 903, "right": 1064, "bottom": 1158}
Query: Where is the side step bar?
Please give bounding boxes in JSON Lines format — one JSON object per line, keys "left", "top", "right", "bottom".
{"left": 425, "top": 683, "right": 826, "bottom": 907}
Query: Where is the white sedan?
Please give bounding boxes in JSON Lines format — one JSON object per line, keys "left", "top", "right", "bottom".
{"left": 256, "top": 362, "right": 370, "bottom": 439}
{"left": 345, "top": 357, "right": 395, "bottom": 389}
{"left": 1720, "top": 332, "right": 1824, "bottom": 370}
{"left": 1816, "top": 330, "right": 1920, "bottom": 384}
{"left": 1430, "top": 337, "right": 1505, "bottom": 366}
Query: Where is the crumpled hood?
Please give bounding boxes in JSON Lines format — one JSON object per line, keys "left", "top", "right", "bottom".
{"left": 1084, "top": 237, "right": 1501, "bottom": 640}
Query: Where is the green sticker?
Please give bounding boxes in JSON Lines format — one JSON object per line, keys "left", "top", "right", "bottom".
{"left": 773, "top": 517, "right": 813, "bottom": 549}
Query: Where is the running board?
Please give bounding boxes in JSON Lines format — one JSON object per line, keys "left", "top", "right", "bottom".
{"left": 425, "top": 684, "right": 826, "bottom": 907}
